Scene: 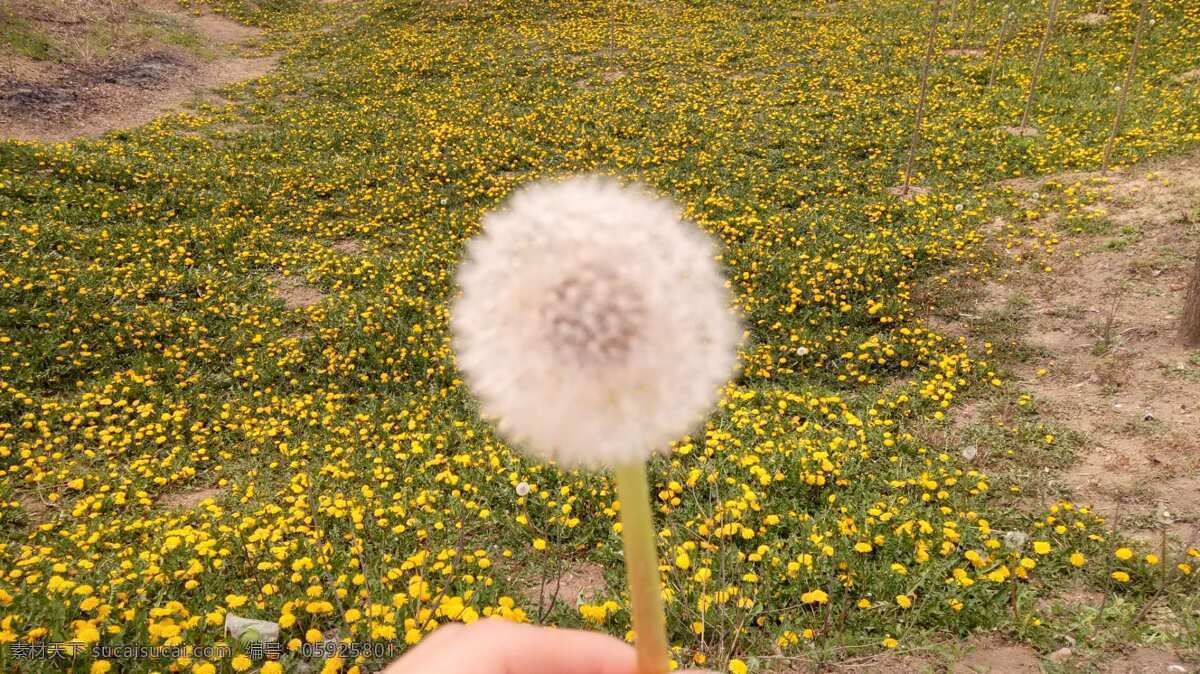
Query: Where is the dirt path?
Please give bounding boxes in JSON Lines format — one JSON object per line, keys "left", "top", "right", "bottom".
{"left": 0, "top": 0, "right": 277, "bottom": 142}
{"left": 958, "top": 154, "right": 1200, "bottom": 545}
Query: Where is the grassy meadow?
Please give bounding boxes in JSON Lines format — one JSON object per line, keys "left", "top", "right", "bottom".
{"left": 1, "top": 0, "right": 1199, "bottom": 671}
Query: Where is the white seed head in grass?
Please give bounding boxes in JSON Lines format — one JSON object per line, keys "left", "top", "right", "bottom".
{"left": 452, "top": 175, "right": 740, "bottom": 468}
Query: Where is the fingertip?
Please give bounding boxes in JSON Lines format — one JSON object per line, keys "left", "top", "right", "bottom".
{"left": 484, "top": 620, "right": 637, "bottom": 674}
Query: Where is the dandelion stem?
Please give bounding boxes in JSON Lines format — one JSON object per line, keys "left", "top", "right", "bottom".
{"left": 1020, "top": 0, "right": 1059, "bottom": 130}
{"left": 1101, "top": 0, "right": 1150, "bottom": 172}
{"left": 615, "top": 462, "right": 670, "bottom": 674}
{"left": 901, "top": 0, "right": 943, "bottom": 193}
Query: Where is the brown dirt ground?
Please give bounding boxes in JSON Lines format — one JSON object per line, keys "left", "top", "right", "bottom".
{"left": 791, "top": 637, "right": 1040, "bottom": 674}
{"left": 950, "top": 640, "right": 1041, "bottom": 674}
{"left": 1105, "top": 647, "right": 1192, "bottom": 673}
{"left": 970, "top": 153, "right": 1200, "bottom": 545}
{"left": 17, "top": 492, "right": 54, "bottom": 526}
{"left": 160, "top": 486, "right": 222, "bottom": 509}
{"left": 268, "top": 273, "right": 326, "bottom": 310}
{"left": 824, "top": 637, "right": 1192, "bottom": 673}
{"left": 0, "top": 0, "right": 276, "bottom": 142}
{"left": 1076, "top": 12, "right": 1110, "bottom": 26}
{"left": 330, "top": 237, "right": 364, "bottom": 254}
{"left": 521, "top": 560, "right": 608, "bottom": 614}
{"left": 888, "top": 184, "right": 931, "bottom": 198}
{"left": 1003, "top": 126, "right": 1040, "bottom": 138}
{"left": 945, "top": 49, "right": 986, "bottom": 58}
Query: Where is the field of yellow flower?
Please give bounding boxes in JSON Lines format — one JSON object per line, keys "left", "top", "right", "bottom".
{"left": 1, "top": 0, "right": 1199, "bottom": 672}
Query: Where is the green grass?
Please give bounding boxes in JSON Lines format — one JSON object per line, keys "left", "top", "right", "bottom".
{"left": 0, "top": 11, "right": 53, "bottom": 61}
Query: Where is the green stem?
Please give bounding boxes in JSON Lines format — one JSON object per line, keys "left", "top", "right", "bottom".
{"left": 614, "top": 462, "right": 670, "bottom": 674}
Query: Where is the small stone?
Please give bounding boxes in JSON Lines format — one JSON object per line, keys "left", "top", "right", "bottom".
{"left": 225, "top": 614, "right": 280, "bottom": 643}
{"left": 1049, "top": 647, "right": 1072, "bottom": 662}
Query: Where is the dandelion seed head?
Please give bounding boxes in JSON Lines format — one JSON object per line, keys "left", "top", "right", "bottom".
{"left": 452, "top": 175, "right": 741, "bottom": 467}
{"left": 515, "top": 481, "right": 531, "bottom": 497}
{"left": 1003, "top": 530, "right": 1028, "bottom": 550}
{"left": 541, "top": 261, "right": 647, "bottom": 366}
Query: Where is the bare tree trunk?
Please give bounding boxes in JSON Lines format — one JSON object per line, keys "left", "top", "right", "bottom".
{"left": 987, "top": 10, "right": 1012, "bottom": 88}
{"left": 1180, "top": 253, "right": 1200, "bottom": 347}
{"left": 959, "top": 0, "right": 977, "bottom": 50}
{"left": 901, "top": 0, "right": 944, "bottom": 193}
{"left": 1020, "top": 0, "right": 1060, "bottom": 129}
{"left": 1101, "top": 0, "right": 1151, "bottom": 172}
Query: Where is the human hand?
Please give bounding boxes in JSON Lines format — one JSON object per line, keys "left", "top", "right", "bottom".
{"left": 382, "top": 618, "right": 715, "bottom": 674}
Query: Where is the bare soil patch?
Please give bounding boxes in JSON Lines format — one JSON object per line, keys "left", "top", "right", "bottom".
{"left": 887, "top": 184, "right": 930, "bottom": 198}
{"left": 601, "top": 68, "right": 626, "bottom": 83}
{"left": 984, "top": 153, "right": 1200, "bottom": 543}
{"left": 522, "top": 560, "right": 608, "bottom": 613}
{"left": 269, "top": 273, "right": 326, "bottom": 310}
{"left": 945, "top": 48, "right": 986, "bottom": 58}
{"left": 17, "top": 492, "right": 54, "bottom": 525}
{"left": 1, "top": 0, "right": 276, "bottom": 142}
{"left": 1003, "top": 125, "right": 1040, "bottom": 137}
{"left": 161, "top": 486, "right": 222, "bottom": 509}
{"left": 950, "top": 640, "right": 1040, "bottom": 673}
{"left": 1104, "top": 647, "right": 1191, "bottom": 673}
{"left": 575, "top": 67, "right": 627, "bottom": 90}
{"left": 1076, "top": 12, "right": 1110, "bottom": 26}
{"left": 816, "top": 638, "right": 1046, "bottom": 673}
{"left": 331, "top": 238, "right": 364, "bottom": 254}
